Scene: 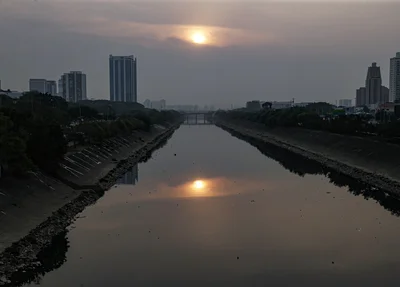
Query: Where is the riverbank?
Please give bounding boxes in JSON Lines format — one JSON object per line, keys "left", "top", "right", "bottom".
{"left": 0, "top": 122, "right": 180, "bottom": 285}
{"left": 216, "top": 119, "right": 400, "bottom": 197}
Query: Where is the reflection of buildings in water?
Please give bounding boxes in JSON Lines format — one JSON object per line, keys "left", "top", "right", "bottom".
{"left": 117, "top": 164, "right": 139, "bottom": 185}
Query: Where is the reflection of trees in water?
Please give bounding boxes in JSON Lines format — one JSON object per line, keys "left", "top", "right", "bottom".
{"left": 228, "top": 130, "right": 400, "bottom": 217}
{"left": 7, "top": 231, "right": 69, "bottom": 286}
{"left": 4, "top": 131, "right": 176, "bottom": 285}
{"left": 116, "top": 132, "right": 174, "bottom": 185}
{"left": 139, "top": 133, "right": 173, "bottom": 163}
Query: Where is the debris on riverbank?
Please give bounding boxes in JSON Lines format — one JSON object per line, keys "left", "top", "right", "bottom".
{"left": 0, "top": 122, "right": 181, "bottom": 284}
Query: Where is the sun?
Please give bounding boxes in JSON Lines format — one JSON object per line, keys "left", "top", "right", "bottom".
{"left": 191, "top": 32, "right": 207, "bottom": 45}
{"left": 193, "top": 180, "right": 205, "bottom": 189}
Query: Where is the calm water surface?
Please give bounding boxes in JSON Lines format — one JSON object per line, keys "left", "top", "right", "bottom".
{"left": 24, "top": 125, "right": 400, "bottom": 286}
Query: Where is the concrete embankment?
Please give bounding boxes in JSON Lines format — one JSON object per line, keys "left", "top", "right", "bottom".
{"left": 0, "top": 122, "right": 180, "bottom": 285}
{"left": 216, "top": 119, "right": 400, "bottom": 197}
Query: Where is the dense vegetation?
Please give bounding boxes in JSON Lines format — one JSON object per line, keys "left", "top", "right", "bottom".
{"left": 216, "top": 103, "right": 400, "bottom": 139}
{"left": 0, "top": 92, "right": 181, "bottom": 176}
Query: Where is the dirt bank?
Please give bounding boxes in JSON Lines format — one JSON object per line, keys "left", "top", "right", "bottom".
{"left": 0, "top": 122, "right": 180, "bottom": 285}
{"left": 216, "top": 119, "right": 400, "bottom": 197}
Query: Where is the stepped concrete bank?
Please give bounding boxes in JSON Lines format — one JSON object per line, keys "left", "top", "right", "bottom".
{"left": 216, "top": 119, "right": 400, "bottom": 197}
{"left": 0, "top": 122, "right": 180, "bottom": 285}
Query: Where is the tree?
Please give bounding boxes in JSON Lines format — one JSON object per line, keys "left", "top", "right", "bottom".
{"left": 306, "top": 102, "right": 334, "bottom": 115}
{"left": 0, "top": 113, "right": 32, "bottom": 174}
{"left": 26, "top": 119, "right": 67, "bottom": 174}
{"left": 68, "top": 105, "right": 99, "bottom": 120}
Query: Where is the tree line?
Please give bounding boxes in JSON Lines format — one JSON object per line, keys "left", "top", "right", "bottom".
{"left": 0, "top": 92, "right": 181, "bottom": 177}
{"left": 216, "top": 103, "right": 400, "bottom": 139}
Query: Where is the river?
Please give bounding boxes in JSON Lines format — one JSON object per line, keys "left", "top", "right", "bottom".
{"left": 22, "top": 124, "right": 400, "bottom": 286}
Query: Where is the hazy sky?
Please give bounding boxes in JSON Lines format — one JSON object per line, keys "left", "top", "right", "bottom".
{"left": 0, "top": 0, "right": 399, "bottom": 107}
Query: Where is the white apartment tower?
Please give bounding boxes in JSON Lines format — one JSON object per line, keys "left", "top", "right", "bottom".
{"left": 58, "top": 71, "right": 87, "bottom": 103}
{"left": 29, "top": 79, "right": 58, "bottom": 96}
{"left": 109, "top": 55, "right": 137, "bottom": 102}
{"left": 389, "top": 52, "right": 400, "bottom": 102}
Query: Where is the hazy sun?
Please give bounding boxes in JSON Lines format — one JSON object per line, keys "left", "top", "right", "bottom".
{"left": 193, "top": 180, "right": 205, "bottom": 189}
{"left": 191, "top": 32, "right": 207, "bottom": 44}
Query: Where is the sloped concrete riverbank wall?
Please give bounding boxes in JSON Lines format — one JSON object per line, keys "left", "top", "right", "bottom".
{"left": 0, "top": 122, "right": 181, "bottom": 285}
{"left": 216, "top": 120, "right": 400, "bottom": 197}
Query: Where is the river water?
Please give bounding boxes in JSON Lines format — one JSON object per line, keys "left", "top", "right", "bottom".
{"left": 23, "top": 125, "right": 400, "bottom": 286}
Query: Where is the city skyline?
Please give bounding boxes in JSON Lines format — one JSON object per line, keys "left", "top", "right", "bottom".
{"left": 1, "top": 2, "right": 400, "bottom": 107}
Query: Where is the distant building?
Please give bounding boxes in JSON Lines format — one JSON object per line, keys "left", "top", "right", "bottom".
{"left": 143, "top": 99, "right": 166, "bottom": 110}
{"left": 29, "top": 79, "right": 57, "bottom": 95}
{"left": 365, "top": 62, "right": 382, "bottom": 105}
{"left": 150, "top": 99, "right": 166, "bottom": 111}
{"left": 389, "top": 52, "right": 400, "bottom": 102}
{"left": 338, "top": 99, "right": 352, "bottom": 107}
{"left": 246, "top": 100, "right": 261, "bottom": 111}
{"left": 0, "top": 90, "right": 23, "bottom": 99}
{"left": 356, "top": 87, "right": 367, "bottom": 107}
{"left": 381, "top": 86, "right": 389, "bottom": 103}
{"left": 109, "top": 55, "right": 137, "bottom": 102}
{"left": 58, "top": 71, "right": 87, "bottom": 103}
{"left": 46, "top": 81, "right": 57, "bottom": 96}
{"left": 294, "top": 102, "right": 313, "bottom": 108}
{"left": 271, "top": 101, "right": 293, "bottom": 110}
{"left": 29, "top": 79, "right": 47, "bottom": 94}
{"left": 143, "top": 99, "right": 151, "bottom": 108}
{"left": 166, "top": 105, "right": 198, "bottom": 112}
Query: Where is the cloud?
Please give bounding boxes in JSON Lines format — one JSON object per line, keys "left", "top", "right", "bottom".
{"left": 1, "top": 1, "right": 400, "bottom": 105}
{"left": 1, "top": 2, "right": 277, "bottom": 48}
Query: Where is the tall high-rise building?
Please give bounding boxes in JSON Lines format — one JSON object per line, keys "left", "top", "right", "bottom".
{"left": 29, "top": 79, "right": 58, "bottom": 95}
{"left": 356, "top": 87, "right": 367, "bottom": 107}
{"left": 389, "top": 52, "right": 400, "bottom": 102}
{"left": 381, "top": 86, "right": 390, "bottom": 103}
{"left": 365, "top": 62, "right": 382, "bottom": 105}
{"left": 58, "top": 71, "right": 87, "bottom": 103}
{"left": 109, "top": 55, "right": 137, "bottom": 102}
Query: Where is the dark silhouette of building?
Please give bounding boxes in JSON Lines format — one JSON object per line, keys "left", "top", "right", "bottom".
{"left": 365, "top": 62, "right": 382, "bottom": 105}
{"left": 356, "top": 87, "right": 366, "bottom": 107}
{"left": 246, "top": 100, "right": 261, "bottom": 111}
{"left": 381, "top": 86, "right": 390, "bottom": 103}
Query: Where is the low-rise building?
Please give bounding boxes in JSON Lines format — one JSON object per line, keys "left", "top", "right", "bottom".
{"left": 377, "top": 102, "right": 396, "bottom": 113}
{"left": 150, "top": 99, "right": 166, "bottom": 111}
{"left": 0, "top": 90, "right": 23, "bottom": 99}
{"left": 271, "top": 101, "right": 293, "bottom": 110}
{"left": 29, "top": 79, "right": 57, "bottom": 95}
{"left": 246, "top": 100, "right": 261, "bottom": 111}
{"left": 293, "top": 102, "right": 313, "bottom": 108}
{"left": 338, "top": 99, "right": 352, "bottom": 107}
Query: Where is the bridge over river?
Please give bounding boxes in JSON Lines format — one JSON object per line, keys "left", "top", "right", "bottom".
{"left": 181, "top": 111, "right": 215, "bottom": 125}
